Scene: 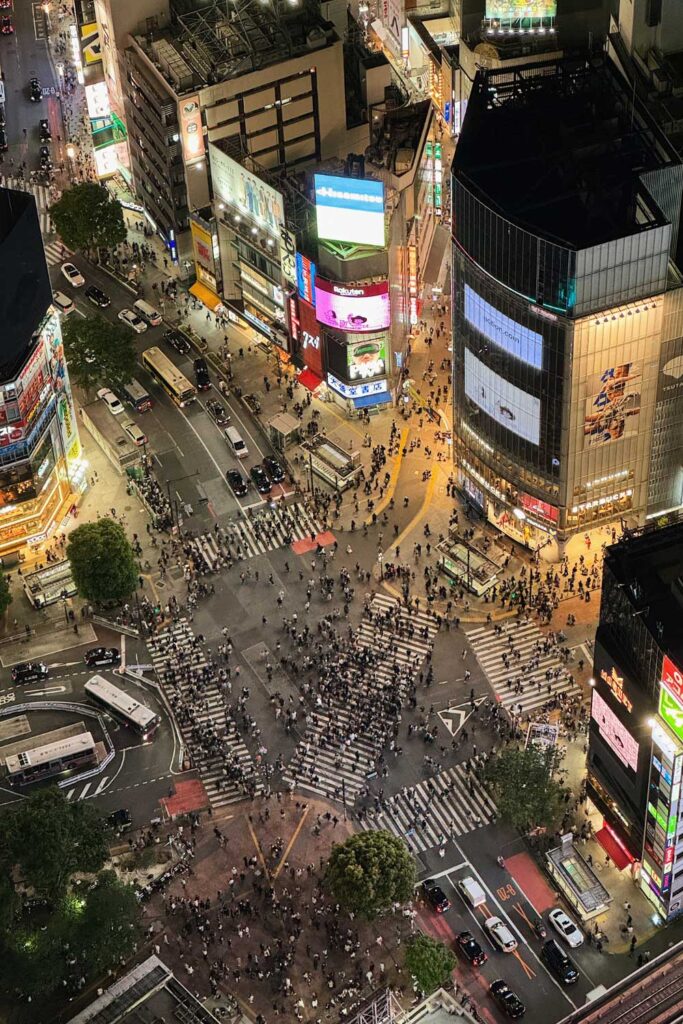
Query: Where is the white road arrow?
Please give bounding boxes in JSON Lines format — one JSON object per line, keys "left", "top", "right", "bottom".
{"left": 24, "top": 685, "right": 68, "bottom": 696}
{"left": 438, "top": 697, "right": 486, "bottom": 736}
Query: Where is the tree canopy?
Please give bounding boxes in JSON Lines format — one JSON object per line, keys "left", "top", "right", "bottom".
{"left": 405, "top": 933, "right": 456, "bottom": 995}
{"left": 324, "top": 831, "right": 416, "bottom": 919}
{"left": 0, "top": 571, "right": 12, "bottom": 617}
{"left": 62, "top": 314, "right": 137, "bottom": 392}
{"left": 50, "top": 182, "right": 126, "bottom": 255}
{"left": 484, "top": 743, "right": 566, "bottom": 832}
{"left": 67, "top": 518, "right": 138, "bottom": 605}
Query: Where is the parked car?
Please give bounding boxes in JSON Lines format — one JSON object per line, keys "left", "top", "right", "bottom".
{"left": 118, "top": 308, "right": 147, "bottom": 334}
{"left": 226, "top": 469, "right": 249, "bottom": 496}
{"left": 29, "top": 77, "right": 42, "bottom": 102}
{"left": 457, "top": 931, "right": 487, "bottom": 967}
{"left": 61, "top": 261, "right": 84, "bottom": 287}
{"left": 421, "top": 878, "right": 451, "bottom": 914}
{"left": 107, "top": 808, "right": 132, "bottom": 833}
{"left": 548, "top": 908, "right": 583, "bottom": 949}
{"left": 484, "top": 917, "right": 518, "bottom": 953}
{"left": 97, "top": 387, "right": 124, "bottom": 415}
{"left": 263, "top": 456, "right": 285, "bottom": 483}
{"left": 193, "top": 357, "right": 211, "bottom": 391}
{"left": 489, "top": 980, "right": 525, "bottom": 1019}
{"left": 541, "top": 939, "right": 579, "bottom": 985}
{"left": 250, "top": 464, "right": 272, "bottom": 495}
{"left": 206, "top": 398, "right": 230, "bottom": 425}
{"left": 85, "top": 285, "right": 110, "bottom": 308}
{"left": 122, "top": 420, "right": 147, "bottom": 447}
{"left": 163, "top": 329, "right": 191, "bottom": 355}
{"left": 11, "top": 661, "right": 49, "bottom": 683}
{"left": 39, "top": 118, "right": 51, "bottom": 141}
{"left": 84, "top": 646, "right": 120, "bottom": 667}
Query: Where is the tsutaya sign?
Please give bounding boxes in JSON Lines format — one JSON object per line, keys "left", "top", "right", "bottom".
{"left": 600, "top": 666, "right": 633, "bottom": 713}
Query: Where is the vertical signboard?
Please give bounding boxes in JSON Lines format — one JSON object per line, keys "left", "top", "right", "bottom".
{"left": 179, "top": 95, "right": 205, "bottom": 166}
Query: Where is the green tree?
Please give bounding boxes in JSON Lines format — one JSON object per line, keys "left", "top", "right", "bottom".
{"left": 62, "top": 314, "right": 137, "bottom": 392}
{"left": 0, "top": 571, "right": 12, "bottom": 617}
{"left": 66, "top": 519, "right": 138, "bottom": 605}
{"left": 484, "top": 744, "right": 566, "bottom": 832}
{"left": 324, "top": 831, "right": 416, "bottom": 920}
{"left": 50, "top": 182, "right": 125, "bottom": 255}
{"left": 73, "top": 871, "right": 141, "bottom": 974}
{"left": 405, "top": 933, "right": 456, "bottom": 995}
{"left": 2, "top": 789, "right": 110, "bottom": 901}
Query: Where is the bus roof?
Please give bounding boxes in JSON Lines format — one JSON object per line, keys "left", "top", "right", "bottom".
{"left": 5, "top": 732, "right": 95, "bottom": 775}
{"left": 85, "top": 675, "right": 158, "bottom": 729}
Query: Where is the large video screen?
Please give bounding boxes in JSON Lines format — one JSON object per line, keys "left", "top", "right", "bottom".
{"left": 314, "top": 175, "right": 385, "bottom": 248}
{"left": 464, "top": 285, "right": 543, "bottom": 369}
{"left": 315, "top": 278, "right": 390, "bottom": 333}
{"left": 591, "top": 689, "right": 639, "bottom": 773}
{"left": 486, "top": 0, "right": 556, "bottom": 19}
{"left": 347, "top": 337, "right": 386, "bottom": 381}
{"left": 464, "top": 349, "right": 541, "bottom": 445}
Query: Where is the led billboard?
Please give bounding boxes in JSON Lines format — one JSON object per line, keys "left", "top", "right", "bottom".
{"left": 347, "top": 337, "right": 386, "bottom": 381}
{"left": 296, "top": 254, "right": 316, "bottom": 305}
{"left": 486, "top": 1, "right": 556, "bottom": 19}
{"left": 584, "top": 363, "right": 641, "bottom": 448}
{"left": 662, "top": 656, "right": 683, "bottom": 704}
{"left": 209, "top": 144, "right": 284, "bottom": 232}
{"left": 464, "top": 285, "right": 543, "bottom": 368}
{"left": 297, "top": 299, "right": 324, "bottom": 379}
{"left": 314, "top": 175, "right": 385, "bottom": 248}
{"left": 591, "top": 689, "right": 639, "bottom": 773}
{"left": 659, "top": 686, "right": 683, "bottom": 746}
{"left": 179, "top": 95, "right": 205, "bottom": 166}
{"left": 315, "top": 278, "right": 390, "bottom": 333}
{"left": 464, "top": 349, "right": 541, "bottom": 445}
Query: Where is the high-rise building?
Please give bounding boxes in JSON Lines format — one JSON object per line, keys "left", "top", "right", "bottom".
{"left": 587, "top": 518, "right": 683, "bottom": 920}
{"left": 451, "top": 55, "right": 683, "bottom": 559}
{"left": 0, "top": 189, "right": 85, "bottom": 555}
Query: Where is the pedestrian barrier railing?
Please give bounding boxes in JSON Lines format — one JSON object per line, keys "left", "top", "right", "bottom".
{"left": 89, "top": 613, "right": 139, "bottom": 637}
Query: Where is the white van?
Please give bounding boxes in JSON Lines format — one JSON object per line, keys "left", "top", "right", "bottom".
{"left": 52, "top": 290, "right": 75, "bottom": 316}
{"left": 224, "top": 426, "right": 248, "bottom": 459}
{"left": 133, "top": 298, "right": 162, "bottom": 327}
{"left": 457, "top": 876, "right": 487, "bottom": 908}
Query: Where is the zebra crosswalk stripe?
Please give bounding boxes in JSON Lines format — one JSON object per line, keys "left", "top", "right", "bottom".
{"left": 186, "top": 502, "right": 324, "bottom": 567}
{"left": 44, "top": 241, "right": 72, "bottom": 266}
{"left": 360, "top": 764, "right": 497, "bottom": 852}
{"left": 466, "top": 619, "right": 582, "bottom": 715}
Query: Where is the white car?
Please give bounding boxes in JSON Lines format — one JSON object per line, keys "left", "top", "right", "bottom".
{"left": 484, "top": 916, "right": 518, "bottom": 953}
{"left": 549, "top": 908, "right": 584, "bottom": 948}
{"left": 122, "top": 420, "right": 147, "bottom": 447}
{"left": 52, "top": 290, "right": 75, "bottom": 315}
{"left": 118, "top": 308, "right": 147, "bottom": 334}
{"left": 97, "top": 387, "right": 124, "bottom": 415}
{"left": 61, "top": 261, "right": 85, "bottom": 287}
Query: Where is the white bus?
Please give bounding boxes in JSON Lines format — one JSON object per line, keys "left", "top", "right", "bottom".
{"left": 6, "top": 732, "right": 97, "bottom": 785}
{"left": 84, "top": 674, "right": 161, "bottom": 740}
{"left": 141, "top": 346, "right": 196, "bottom": 407}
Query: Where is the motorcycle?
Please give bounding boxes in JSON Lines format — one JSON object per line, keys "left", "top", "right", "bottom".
{"left": 533, "top": 918, "right": 547, "bottom": 939}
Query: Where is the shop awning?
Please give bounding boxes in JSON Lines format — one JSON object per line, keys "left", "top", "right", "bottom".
{"left": 190, "top": 281, "right": 223, "bottom": 312}
{"left": 354, "top": 391, "right": 391, "bottom": 409}
{"left": 595, "top": 827, "right": 634, "bottom": 871}
{"left": 298, "top": 369, "right": 323, "bottom": 392}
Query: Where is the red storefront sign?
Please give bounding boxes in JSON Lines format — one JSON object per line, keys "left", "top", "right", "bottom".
{"left": 662, "top": 655, "right": 683, "bottom": 704}
{"left": 298, "top": 298, "right": 324, "bottom": 380}
{"left": 519, "top": 492, "right": 559, "bottom": 524}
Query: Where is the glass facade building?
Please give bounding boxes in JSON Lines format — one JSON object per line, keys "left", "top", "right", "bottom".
{"left": 451, "top": 56, "right": 683, "bottom": 556}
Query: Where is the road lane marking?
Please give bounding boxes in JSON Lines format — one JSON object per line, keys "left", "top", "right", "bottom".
{"left": 273, "top": 805, "right": 310, "bottom": 879}
{"left": 513, "top": 948, "right": 536, "bottom": 979}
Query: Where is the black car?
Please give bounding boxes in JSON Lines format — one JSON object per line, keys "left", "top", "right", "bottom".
{"left": 1, "top": 15, "right": 13, "bottom": 33}
{"left": 29, "top": 77, "right": 42, "bottom": 102}
{"left": 457, "top": 931, "right": 488, "bottom": 967}
{"left": 85, "top": 285, "right": 110, "bottom": 308}
{"left": 84, "top": 646, "right": 120, "bottom": 667}
{"left": 227, "top": 468, "right": 249, "bottom": 496}
{"left": 11, "top": 661, "right": 49, "bottom": 683}
{"left": 107, "top": 808, "right": 132, "bottom": 833}
{"left": 489, "top": 981, "right": 525, "bottom": 1019}
{"left": 206, "top": 398, "right": 230, "bottom": 425}
{"left": 541, "top": 939, "right": 579, "bottom": 985}
{"left": 163, "top": 329, "right": 191, "bottom": 355}
{"left": 250, "top": 464, "right": 272, "bottom": 495}
{"left": 39, "top": 150, "right": 52, "bottom": 170}
{"left": 194, "top": 357, "right": 211, "bottom": 391}
{"left": 421, "top": 878, "right": 451, "bottom": 914}
{"left": 0, "top": 128, "right": 7, "bottom": 153}
{"left": 39, "top": 118, "right": 51, "bottom": 141}
{"left": 263, "top": 456, "right": 285, "bottom": 483}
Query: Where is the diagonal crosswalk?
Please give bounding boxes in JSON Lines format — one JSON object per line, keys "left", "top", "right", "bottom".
{"left": 360, "top": 763, "right": 497, "bottom": 852}
{"left": 186, "top": 502, "right": 324, "bottom": 570}
{"left": 282, "top": 593, "right": 439, "bottom": 803}
{"left": 466, "top": 619, "right": 582, "bottom": 716}
{"left": 147, "top": 620, "right": 262, "bottom": 808}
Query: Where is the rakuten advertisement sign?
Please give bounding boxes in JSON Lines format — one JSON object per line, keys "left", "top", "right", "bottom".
{"left": 298, "top": 299, "right": 324, "bottom": 379}
{"left": 315, "top": 278, "right": 390, "bottom": 334}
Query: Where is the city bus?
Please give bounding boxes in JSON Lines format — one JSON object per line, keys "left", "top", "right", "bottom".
{"left": 6, "top": 732, "right": 97, "bottom": 786}
{"left": 122, "top": 377, "right": 153, "bottom": 412}
{"left": 141, "top": 346, "right": 196, "bottom": 407}
{"left": 84, "top": 674, "right": 161, "bottom": 741}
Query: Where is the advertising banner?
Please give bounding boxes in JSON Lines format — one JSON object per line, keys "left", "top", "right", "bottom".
{"left": 486, "top": 0, "right": 556, "bottom": 18}
{"left": 591, "top": 689, "right": 639, "bottom": 773}
{"left": 327, "top": 374, "right": 388, "bottom": 400}
{"left": 662, "top": 656, "right": 683, "bottom": 705}
{"left": 298, "top": 299, "right": 324, "bottom": 379}
{"left": 347, "top": 337, "right": 387, "bottom": 382}
{"left": 464, "top": 348, "right": 541, "bottom": 445}
{"left": 314, "top": 174, "right": 385, "bottom": 248}
{"left": 190, "top": 220, "right": 218, "bottom": 292}
{"left": 519, "top": 492, "right": 558, "bottom": 524}
{"left": 315, "top": 278, "right": 390, "bottom": 333}
{"left": 659, "top": 686, "right": 683, "bottom": 746}
{"left": 280, "top": 226, "right": 297, "bottom": 286}
{"left": 179, "top": 95, "right": 205, "bottom": 166}
{"left": 80, "top": 22, "right": 102, "bottom": 64}
{"left": 209, "top": 144, "right": 284, "bottom": 232}
{"left": 584, "top": 363, "right": 641, "bottom": 448}
{"left": 464, "top": 284, "right": 543, "bottom": 369}
{"left": 296, "top": 254, "right": 316, "bottom": 305}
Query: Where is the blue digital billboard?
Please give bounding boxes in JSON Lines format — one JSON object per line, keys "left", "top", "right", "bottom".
{"left": 314, "top": 175, "right": 385, "bottom": 248}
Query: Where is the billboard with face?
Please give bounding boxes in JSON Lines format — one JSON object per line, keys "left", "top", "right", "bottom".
{"left": 347, "top": 337, "right": 387, "bottom": 381}
{"left": 584, "top": 363, "right": 641, "bottom": 448}
{"left": 209, "top": 144, "right": 284, "bottom": 233}
{"left": 315, "top": 278, "right": 390, "bottom": 333}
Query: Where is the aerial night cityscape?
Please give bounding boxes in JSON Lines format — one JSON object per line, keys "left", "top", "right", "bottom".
{"left": 2, "top": 0, "right": 683, "bottom": 1021}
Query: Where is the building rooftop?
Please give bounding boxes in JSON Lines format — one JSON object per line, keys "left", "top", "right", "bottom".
{"left": 453, "top": 55, "right": 681, "bottom": 250}
{"left": 603, "top": 517, "right": 683, "bottom": 669}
